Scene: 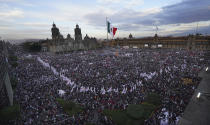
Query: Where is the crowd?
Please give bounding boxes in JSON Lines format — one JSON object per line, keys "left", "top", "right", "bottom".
{"left": 12, "top": 47, "right": 209, "bottom": 125}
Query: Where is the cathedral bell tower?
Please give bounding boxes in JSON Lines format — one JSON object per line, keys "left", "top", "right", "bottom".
{"left": 74, "top": 24, "right": 82, "bottom": 41}
{"left": 51, "top": 22, "right": 60, "bottom": 40}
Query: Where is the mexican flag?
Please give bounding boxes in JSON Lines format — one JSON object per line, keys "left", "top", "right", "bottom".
{"left": 107, "top": 21, "right": 117, "bottom": 37}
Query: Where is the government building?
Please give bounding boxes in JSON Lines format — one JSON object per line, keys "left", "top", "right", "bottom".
{"left": 103, "top": 34, "right": 210, "bottom": 50}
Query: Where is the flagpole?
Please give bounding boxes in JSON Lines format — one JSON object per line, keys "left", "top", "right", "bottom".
{"left": 106, "top": 17, "right": 108, "bottom": 41}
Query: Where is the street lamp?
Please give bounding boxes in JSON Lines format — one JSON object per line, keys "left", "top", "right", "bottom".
{"left": 206, "top": 67, "right": 208, "bottom": 72}
{"left": 196, "top": 92, "right": 210, "bottom": 99}
{"left": 197, "top": 92, "right": 201, "bottom": 99}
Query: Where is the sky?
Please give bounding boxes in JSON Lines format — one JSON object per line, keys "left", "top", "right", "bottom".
{"left": 0, "top": 0, "right": 210, "bottom": 40}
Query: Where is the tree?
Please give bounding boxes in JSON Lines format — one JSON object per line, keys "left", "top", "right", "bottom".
{"left": 144, "top": 93, "right": 161, "bottom": 106}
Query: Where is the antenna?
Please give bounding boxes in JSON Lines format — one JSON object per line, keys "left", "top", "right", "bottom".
{"left": 156, "top": 25, "right": 158, "bottom": 34}
{"left": 195, "top": 22, "right": 199, "bottom": 35}
{"left": 153, "top": 24, "right": 158, "bottom": 35}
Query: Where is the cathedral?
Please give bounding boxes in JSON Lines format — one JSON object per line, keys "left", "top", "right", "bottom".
{"left": 42, "top": 23, "right": 98, "bottom": 53}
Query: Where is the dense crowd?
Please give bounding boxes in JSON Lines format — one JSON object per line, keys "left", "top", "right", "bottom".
{"left": 13, "top": 47, "right": 209, "bottom": 125}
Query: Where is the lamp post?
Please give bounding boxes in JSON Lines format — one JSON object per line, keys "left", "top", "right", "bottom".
{"left": 196, "top": 92, "right": 210, "bottom": 99}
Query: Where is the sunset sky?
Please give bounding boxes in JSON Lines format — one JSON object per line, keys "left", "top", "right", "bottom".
{"left": 0, "top": 0, "right": 210, "bottom": 40}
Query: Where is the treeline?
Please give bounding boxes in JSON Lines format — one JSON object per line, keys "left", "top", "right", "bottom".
{"left": 0, "top": 41, "right": 20, "bottom": 124}
{"left": 21, "top": 41, "right": 42, "bottom": 52}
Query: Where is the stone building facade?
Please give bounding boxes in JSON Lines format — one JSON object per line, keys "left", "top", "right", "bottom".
{"left": 42, "top": 23, "right": 98, "bottom": 53}
{"left": 103, "top": 34, "right": 210, "bottom": 50}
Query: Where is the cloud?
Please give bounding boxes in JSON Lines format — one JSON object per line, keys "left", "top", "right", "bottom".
{"left": 1, "top": 0, "right": 210, "bottom": 39}
{"left": 0, "top": 0, "right": 35, "bottom": 6}
{"left": 170, "top": 25, "right": 210, "bottom": 36}
{"left": 97, "top": 0, "right": 143, "bottom": 5}
{"left": 85, "top": 12, "right": 109, "bottom": 27}
{"left": 155, "top": 0, "right": 210, "bottom": 25}
{"left": 116, "top": 23, "right": 155, "bottom": 32}
{"left": 137, "top": 0, "right": 210, "bottom": 25}
{"left": 82, "top": 0, "right": 210, "bottom": 37}
{"left": 0, "top": 28, "right": 50, "bottom": 40}
{"left": 117, "top": 23, "right": 142, "bottom": 31}
{"left": 84, "top": 7, "right": 161, "bottom": 27}
{"left": 0, "top": 0, "right": 21, "bottom": 2}
{"left": 97, "top": 0, "right": 122, "bottom": 3}
{"left": 97, "top": 0, "right": 144, "bottom": 9}
{"left": 0, "top": 4, "right": 24, "bottom": 22}
{"left": 85, "top": 0, "right": 210, "bottom": 27}
{"left": 21, "top": 22, "right": 51, "bottom": 28}
{"left": 0, "top": 9, "right": 24, "bottom": 18}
